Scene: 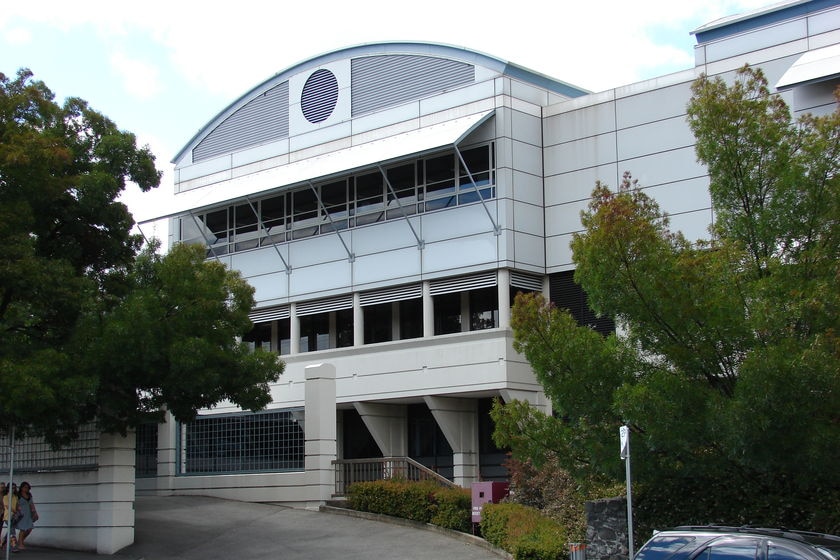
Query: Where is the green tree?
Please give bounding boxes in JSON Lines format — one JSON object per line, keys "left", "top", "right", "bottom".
{"left": 493, "top": 67, "right": 840, "bottom": 532}
{"left": 0, "top": 69, "right": 282, "bottom": 444}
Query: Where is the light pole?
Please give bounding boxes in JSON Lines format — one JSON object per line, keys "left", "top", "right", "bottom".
{"left": 620, "top": 425, "right": 634, "bottom": 560}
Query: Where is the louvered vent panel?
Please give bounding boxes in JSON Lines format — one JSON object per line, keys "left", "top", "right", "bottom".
{"left": 296, "top": 295, "right": 353, "bottom": 316}
{"left": 549, "top": 271, "right": 615, "bottom": 336}
{"left": 351, "top": 55, "right": 475, "bottom": 116}
{"left": 301, "top": 69, "right": 339, "bottom": 124}
{"left": 510, "top": 271, "right": 544, "bottom": 291}
{"left": 249, "top": 305, "right": 291, "bottom": 322}
{"left": 194, "top": 81, "right": 290, "bottom": 163}
{"left": 429, "top": 272, "right": 497, "bottom": 296}
{"left": 359, "top": 284, "right": 422, "bottom": 307}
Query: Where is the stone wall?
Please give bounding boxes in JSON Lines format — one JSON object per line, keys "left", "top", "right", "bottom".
{"left": 585, "top": 497, "right": 629, "bottom": 560}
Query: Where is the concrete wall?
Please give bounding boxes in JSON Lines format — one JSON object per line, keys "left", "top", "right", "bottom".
{"left": 3, "top": 432, "right": 136, "bottom": 554}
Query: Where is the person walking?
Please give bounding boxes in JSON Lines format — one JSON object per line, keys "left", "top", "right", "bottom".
{"left": 15, "top": 482, "right": 37, "bottom": 550}
{"left": 1, "top": 483, "right": 20, "bottom": 552}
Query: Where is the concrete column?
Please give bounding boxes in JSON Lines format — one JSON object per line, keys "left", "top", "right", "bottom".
{"left": 95, "top": 432, "right": 136, "bottom": 554}
{"left": 423, "top": 396, "right": 479, "bottom": 487}
{"left": 156, "top": 412, "right": 178, "bottom": 493}
{"left": 304, "top": 363, "right": 337, "bottom": 509}
{"left": 353, "top": 402, "right": 407, "bottom": 457}
{"left": 290, "top": 302, "right": 299, "bottom": 354}
{"left": 498, "top": 268, "right": 511, "bottom": 329}
{"left": 353, "top": 292, "right": 364, "bottom": 346}
{"left": 423, "top": 281, "right": 434, "bottom": 338}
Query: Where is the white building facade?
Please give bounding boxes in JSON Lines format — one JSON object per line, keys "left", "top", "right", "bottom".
{"left": 133, "top": 0, "right": 840, "bottom": 510}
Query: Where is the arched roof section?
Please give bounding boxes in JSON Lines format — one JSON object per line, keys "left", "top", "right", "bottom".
{"left": 173, "top": 42, "right": 588, "bottom": 165}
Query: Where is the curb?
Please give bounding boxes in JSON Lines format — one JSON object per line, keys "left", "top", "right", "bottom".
{"left": 319, "top": 505, "right": 513, "bottom": 559}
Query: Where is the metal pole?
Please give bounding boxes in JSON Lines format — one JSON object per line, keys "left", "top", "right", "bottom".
{"left": 624, "top": 427, "right": 634, "bottom": 560}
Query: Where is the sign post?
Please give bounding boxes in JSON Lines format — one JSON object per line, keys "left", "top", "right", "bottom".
{"left": 620, "top": 425, "right": 634, "bottom": 560}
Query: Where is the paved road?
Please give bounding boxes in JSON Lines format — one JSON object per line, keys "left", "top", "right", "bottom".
{"left": 14, "top": 495, "right": 507, "bottom": 559}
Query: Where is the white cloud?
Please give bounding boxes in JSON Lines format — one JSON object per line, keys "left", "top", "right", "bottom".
{"left": 4, "top": 27, "right": 31, "bottom": 45}
{"left": 110, "top": 51, "right": 163, "bottom": 100}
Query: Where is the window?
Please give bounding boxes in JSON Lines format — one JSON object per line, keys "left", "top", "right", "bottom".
{"left": 354, "top": 172, "right": 385, "bottom": 226}
{"left": 470, "top": 286, "right": 498, "bottom": 330}
{"left": 399, "top": 298, "right": 423, "bottom": 340}
{"left": 364, "top": 303, "right": 393, "bottom": 344}
{"left": 177, "top": 143, "right": 494, "bottom": 256}
{"left": 182, "top": 410, "right": 304, "bottom": 474}
{"left": 299, "top": 313, "right": 330, "bottom": 352}
{"left": 434, "top": 292, "right": 462, "bottom": 335}
{"left": 243, "top": 322, "right": 272, "bottom": 352}
{"left": 335, "top": 308, "right": 354, "bottom": 348}
{"left": 697, "top": 542, "right": 759, "bottom": 560}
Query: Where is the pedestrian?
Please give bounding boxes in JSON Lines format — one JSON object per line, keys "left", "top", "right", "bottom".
{"left": 16, "top": 482, "right": 37, "bottom": 550}
{"left": 1, "top": 482, "right": 20, "bottom": 552}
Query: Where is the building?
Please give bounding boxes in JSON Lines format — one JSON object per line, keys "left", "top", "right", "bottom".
{"left": 6, "top": 0, "right": 834, "bottom": 553}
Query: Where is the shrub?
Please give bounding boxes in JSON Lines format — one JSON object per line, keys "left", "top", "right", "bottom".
{"left": 480, "top": 502, "right": 568, "bottom": 560}
{"left": 346, "top": 479, "right": 471, "bottom": 531}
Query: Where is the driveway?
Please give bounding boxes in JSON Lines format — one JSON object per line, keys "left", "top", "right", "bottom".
{"left": 18, "top": 495, "right": 507, "bottom": 559}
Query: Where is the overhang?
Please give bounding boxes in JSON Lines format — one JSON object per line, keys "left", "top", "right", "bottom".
{"left": 140, "top": 110, "right": 494, "bottom": 224}
{"left": 776, "top": 43, "right": 840, "bottom": 90}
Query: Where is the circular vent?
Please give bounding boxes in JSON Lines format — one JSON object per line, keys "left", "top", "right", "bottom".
{"left": 301, "top": 69, "right": 338, "bottom": 124}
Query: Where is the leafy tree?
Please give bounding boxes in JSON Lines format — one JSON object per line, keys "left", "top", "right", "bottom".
{"left": 0, "top": 69, "right": 282, "bottom": 444}
{"left": 493, "top": 67, "right": 839, "bottom": 532}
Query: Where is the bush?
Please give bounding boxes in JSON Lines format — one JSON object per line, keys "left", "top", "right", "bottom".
{"left": 346, "top": 479, "right": 471, "bottom": 531}
{"left": 480, "top": 502, "right": 568, "bottom": 560}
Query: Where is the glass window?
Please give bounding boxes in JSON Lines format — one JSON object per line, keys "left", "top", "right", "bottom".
{"left": 399, "top": 298, "right": 423, "bottom": 340}
{"left": 636, "top": 537, "right": 698, "bottom": 560}
{"left": 768, "top": 545, "right": 811, "bottom": 560}
{"left": 299, "top": 313, "right": 329, "bottom": 352}
{"left": 697, "top": 542, "right": 759, "bottom": 560}
{"left": 320, "top": 179, "right": 349, "bottom": 232}
{"left": 243, "top": 321, "right": 272, "bottom": 352}
{"left": 277, "top": 318, "right": 291, "bottom": 356}
{"left": 336, "top": 308, "right": 354, "bottom": 348}
{"left": 364, "top": 303, "right": 393, "bottom": 344}
{"left": 434, "top": 292, "right": 461, "bottom": 335}
{"left": 424, "top": 152, "right": 457, "bottom": 210}
{"left": 291, "top": 189, "right": 319, "bottom": 239}
{"left": 204, "top": 209, "right": 229, "bottom": 255}
{"left": 354, "top": 172, "right": 385, "bottom": 226}
{"left": 470, "top": 287, "right": 498, "bottom": 330}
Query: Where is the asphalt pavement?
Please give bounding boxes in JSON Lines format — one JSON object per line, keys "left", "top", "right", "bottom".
{"left": 11, "top": 495, "right": 509, "bottom": 559}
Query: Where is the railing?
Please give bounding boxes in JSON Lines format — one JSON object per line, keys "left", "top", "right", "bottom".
{"left": 332, "top": 456, "right": 458, "bottom": 496}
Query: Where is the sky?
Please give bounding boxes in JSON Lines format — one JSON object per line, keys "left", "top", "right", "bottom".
{"left": 1, "top": 0, "right": 774, "bottom": 238}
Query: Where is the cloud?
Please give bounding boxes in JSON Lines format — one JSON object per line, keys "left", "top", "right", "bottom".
{"left": 4, "top": 26, "right": 31, "bottom": 45}
{"left": 110, "top": 51, "right": 163, "bottom": 101}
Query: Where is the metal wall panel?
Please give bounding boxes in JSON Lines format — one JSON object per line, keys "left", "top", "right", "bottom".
{"left": 351, "top": 55, "right": 475, "bottom": 116}
{"left": 194, "top": 81, "right": 290, "bottom": 163}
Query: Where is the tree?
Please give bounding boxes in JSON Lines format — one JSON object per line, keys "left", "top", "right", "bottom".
{"left": 0, "top": 69, "right": 283, "bottom": 444}
{"left": 493, "top": 67, "right": 840, "bottom": 532}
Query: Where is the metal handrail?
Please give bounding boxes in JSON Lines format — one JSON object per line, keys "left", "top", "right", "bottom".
{"left": 332, "top": 456, "right": 457, "bottom": 496}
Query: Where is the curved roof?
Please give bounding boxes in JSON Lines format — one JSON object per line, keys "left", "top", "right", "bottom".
{"left": 173, "top": 41, "right": 589, "bottom": 164}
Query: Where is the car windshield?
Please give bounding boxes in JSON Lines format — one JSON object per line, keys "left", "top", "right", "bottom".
{"left": 636, "top": 536, "right": 698, "bottom": 560}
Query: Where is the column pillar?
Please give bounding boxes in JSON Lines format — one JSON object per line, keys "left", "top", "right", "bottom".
{"left": 95, "top": 432, "right": 136, "bottom": 554}
{"left": 304, "top": 362, "right": 337, "bottom": 509}
{"left": 423, "top": 396, "right": 479, "bottom": 487}
{"left": 498, "top": 268, "right": 511, "bottom": 329}
{"left": 423, "top": 281, "right": 434, "bottom": 337}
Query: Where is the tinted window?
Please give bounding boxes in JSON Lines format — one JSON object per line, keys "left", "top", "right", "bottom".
{"left": 636, "top": 536, "right": 697, "bottom": 560}
{"left": 769, "top": 545, "right": 813, "bottom": 560}
{"left": 697, "top": 542, "right": 758, "bottom": 560}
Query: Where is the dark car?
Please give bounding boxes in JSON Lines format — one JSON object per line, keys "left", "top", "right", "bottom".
{"left": 634, "top": 526, "right": 840, "bottom": 560}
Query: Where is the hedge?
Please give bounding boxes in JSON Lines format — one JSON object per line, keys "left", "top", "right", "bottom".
{"left": 346, "top": 479, "right": 472, "bottom": 532}
{"left": 480, "top": 502, "right": 568, "bottom": 560}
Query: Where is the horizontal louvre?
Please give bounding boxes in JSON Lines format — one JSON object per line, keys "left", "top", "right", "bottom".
{"left": 248, "top": 306, "right": 290, "bottom": 322}
{"left": 510, "top": 271, "right": 544, "bottom": 291}
{"left": 194, "top": 81, "right": 289, "bottom": 163}
{"left": 351, "top": 55, "right": 474, "bottom": 116}
{"left": 429, "top": 272, "right": 497, "bottom": 296}
{"left": 296, "top": 295, "right": 353, "bottom": 316}
{"left": 359, "top": 284, "right": 422, "bottom": 307}
{"left": 549, "top": 271, "right": 615, "bottom": 336}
